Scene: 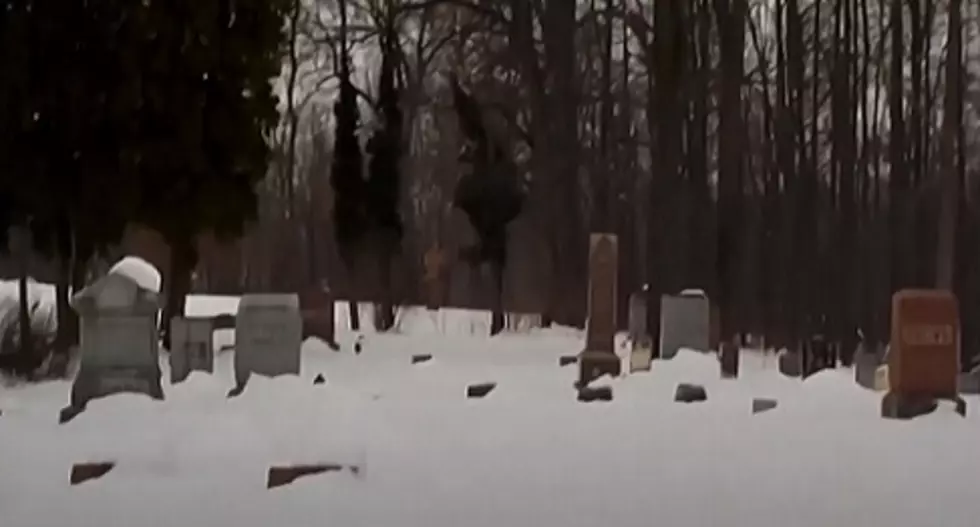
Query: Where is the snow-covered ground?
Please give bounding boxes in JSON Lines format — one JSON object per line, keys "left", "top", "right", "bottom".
{"left": 2, "top": 296, "right": 980, "bottom": 527}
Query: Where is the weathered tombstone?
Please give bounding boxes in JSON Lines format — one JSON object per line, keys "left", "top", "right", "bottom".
{"left": 66, "top": 263, "right": 164, "bottom": 417}
{"left": 578, "top": 234, "right": 621, "bottom": 386}
{"left": 628, "top": 289, "right": 652, "bottom": 372}
{"left": 233, "top": 294, "right": 302, "bottom": 391}
{"left": 719, "top": 342, "right": 740, "bottom": 378}
{"left": 659, "top": 291, "right": 711, "bottom": 360}
{"left": 169, "top": 316, "right": 214, "bottom": 384}
{"left": 299, "top": 286, "right": 339, "bottom": 351}
{"left": 883, "top": 289, "right": 963, "bottom": 419}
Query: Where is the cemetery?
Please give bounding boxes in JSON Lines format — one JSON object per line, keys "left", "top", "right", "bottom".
{"left": 0, "top": 248, "right": 978, "bottom": 526}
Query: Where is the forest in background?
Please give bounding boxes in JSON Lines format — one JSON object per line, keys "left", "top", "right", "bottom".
{"left": 3, "top": 0, "right": 979, "bottom": 369}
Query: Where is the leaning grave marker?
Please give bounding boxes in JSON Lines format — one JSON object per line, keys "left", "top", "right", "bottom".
{"left": 169, "top": 316, "right": 214, "bottom": 384}
{"left": 659, "top": 291, "right": 711, "bottom": 360}
{"left": 234, "top": 294, "right": 303, "bottom": 391}
{"left": 578, "top": 233, "right": 621, "bottom": 386}
{"left": 65, "top": 264, "right": 164, "bottom": 420}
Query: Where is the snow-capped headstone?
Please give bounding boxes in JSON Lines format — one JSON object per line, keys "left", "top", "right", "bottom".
{"left": 233, "top": 294, "right": 302, "bottom": 390}
{"left": 659, "top": 292, "right": 711, "bottom": 360}
{"left": 578, "top": 233, "right": 621, "bottom": 386}
{"left": 628, "top": 289, "right": 652, "bottom": 372}
{"left": 66, "top": 257, "right": 164, "bottom": 418}
{"left": 169, "top": 316, "right": 214, "bottom": 384}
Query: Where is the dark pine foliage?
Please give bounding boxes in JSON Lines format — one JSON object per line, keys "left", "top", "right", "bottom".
{"left": 331, "top": 59, "right": 367, "bottom": 259}
{"left": 450, "top": 79, "right": 524, "bottom": 267}
{"left": 365, "top": 17, "right": 403, "bottom": 247}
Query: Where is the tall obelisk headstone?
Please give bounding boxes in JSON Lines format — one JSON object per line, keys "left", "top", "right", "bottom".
{"left": 578, "top": 234, "right": 621, "bottom": 386}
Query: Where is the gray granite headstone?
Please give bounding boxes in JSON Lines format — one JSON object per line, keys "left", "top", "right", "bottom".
{"left": 659, "top": 293, "right": 711, "bottom": 360}
{"left": 853, "top": 344, "right": 883, "bottom": 390}
{"left": 69, "top": 272, "right": 163, "bottom": 411}
{"left": 234, "top": 294, "right": 302, "bottom": 388}
{"left": 169, "top": 316, "right": 214, "bottom": 384}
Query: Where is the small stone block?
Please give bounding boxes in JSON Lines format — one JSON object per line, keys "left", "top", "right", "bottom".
{"left": 577, "top": 385, "right": 613, "bottom": 402}
{"left": 267, "top": 464, "right": 344, "bottom": 489}
{"left": 674, "top": 383, "right": 707, "bottom": 403}
{"left": 467, "top": 382, "right": 496, "bottom": 398}
{"left": 412, "top": 354, "right": 432, "bottom": 364}
{"left": 70, "top": 462, "right": 115, "bottom": 485}
{"left": 752, "top": 398, "right": 778, "bottom": 414}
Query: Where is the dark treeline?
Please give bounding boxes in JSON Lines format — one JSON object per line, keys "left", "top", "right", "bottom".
{"left": 2, "top": 0, "right": 978, "bottom": 373}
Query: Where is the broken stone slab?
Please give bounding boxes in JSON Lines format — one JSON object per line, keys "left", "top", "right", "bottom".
{"left": 559, "top": 355, "right": 578, "bottom": 367}
{"left": 674, "top": 383, "right": 707, "bottom": 403}
{"left": 577, "top": 385, "right": 613, "bottom": 402}
{"left": 752, "top": 398, "right": 778, "bottom": 414}
{"left": 70, "top": 462, "right": 115, "bottom": 485}
{"left": 313, "top": 374, "right": 325, "bottom": 385}
{"left": 411, "top": 354, "right": 432, "bottom": 364}
{"left": 467, "top": 382, "right": 496, "bottom": 399}
{"left": 267, "top": 464, "right": 355, "bottom": 489}
{"left": 881, "top": 392, "right": 967, "bottom": 419}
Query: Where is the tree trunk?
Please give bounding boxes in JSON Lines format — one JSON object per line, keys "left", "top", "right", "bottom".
{"left": 16, "top": 224, "right": 34, "bottom": 370}
{"left": 935, "top": 0, "right": 962, "bottom": 290}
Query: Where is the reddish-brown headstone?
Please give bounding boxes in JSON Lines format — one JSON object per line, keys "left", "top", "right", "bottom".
{"left": 299, "top": 288, "right": 336, "bottom": 346}
{"left": 584, "top": 234, "right": 618, "bottom": 353}
{"left": 888, "top": 289, "right": 959, "bottom": 398}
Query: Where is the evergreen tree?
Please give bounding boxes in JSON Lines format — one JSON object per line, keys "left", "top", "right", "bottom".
{"left": 451, "top": 79, "right": 525, "bottom": 335}
{"left": 330, "top": 0, "right": 366, "bottom": 331}
{"left": 132, "top": 0, "right": 289, "bottom": 344}
{"left": 364, "top": 12, "right": 404, "bottom": 331}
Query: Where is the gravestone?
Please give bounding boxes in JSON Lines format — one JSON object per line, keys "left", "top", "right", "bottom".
{"left": 423, "top": 247, "right": 446, "bottom": 310}
{"left": 887, "top": 290, "right": 959, "bottom": 399}
{"left": 628, "top": 289, "right": 652, "bottom": 372}
{"left": 659, "top": 291, "right": 711, "bottom": 360}
{"left": 719, "top": 342, "right": 740, "bottom": 378}
{"left": 578, "top": 234, "right": 621, "bottom": 385}
{"left": 299, "top": 286, "right": 339, "bottom": 351}
{"left": 169, "top": 316, "right": 214, "bottom": 384}
{"left": 234, "top": 294, "right": 303, "bottom": 390}
{"left": 68, "top": 265, "right": 164, "bottom": 414}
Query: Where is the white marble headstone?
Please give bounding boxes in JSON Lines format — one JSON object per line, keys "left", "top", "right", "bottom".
{"left": 659, "top": 293, "right": 711, "bottom": 360}
{"left": 234, "top": 294, "right": 302, "bottom": 388}
{"left": 169, "top": 316, "right": 214, "bottom": 384}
